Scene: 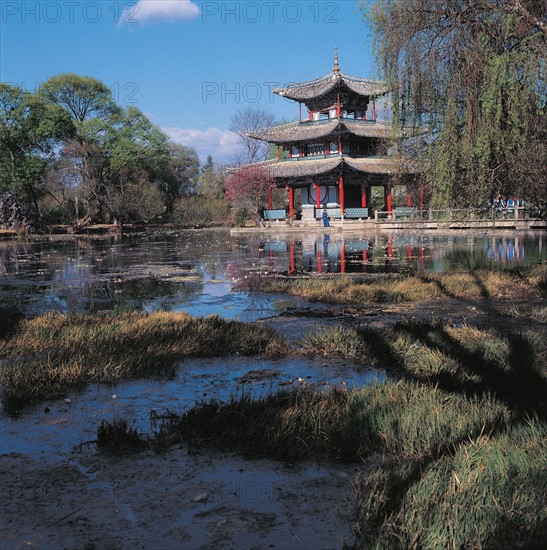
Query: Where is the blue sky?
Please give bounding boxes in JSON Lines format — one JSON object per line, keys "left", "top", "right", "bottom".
{"left": 1, "top": 1, "right": 379, "bottom": 162}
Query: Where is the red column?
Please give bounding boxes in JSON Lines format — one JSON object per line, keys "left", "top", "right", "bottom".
{"left": 336, "top": 94, "right": 341, "bottom": 117}
{"left": 314, "top": 183, "right": 321, "bottom": 209}
{"left": 277, "top": 146, "right": 280, "bottom": 161}
{"left": 309, "top": 110, "right": 313, "bottom": 121}
{"left": 407, "top": 245, "right": 412, "bottom": 264}
{"left": 288, "top": 187, "right": 294, "bottom": 218}
{"left": 341, "top": 243, "right": 346, "bottom": 273}
{"left": 267, "top": 188, "right": 273, "bottom": 210}
{"left": 361, "top": 182, "right": 367, "bottom": 208}
{"left": 407, "top": 193, "right": 412, "bottom": 207}
{"left": 289, "top": 242, "right": 295, "bottom": 274}
{"left": 339, "top": 176, "right": 345, "bottom": 215}
{"left": 317, "top": 249, "right": 322, "bottom": 273}
{"left": 386, "top": 185, "right": 392, "bottom": 216}
{"left": 373, "top": 98, "right": 377, "bottom": 121}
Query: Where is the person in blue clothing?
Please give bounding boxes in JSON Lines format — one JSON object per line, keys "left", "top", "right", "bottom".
{"left": 322, "top": 209, "right": 330, "bottom": 227}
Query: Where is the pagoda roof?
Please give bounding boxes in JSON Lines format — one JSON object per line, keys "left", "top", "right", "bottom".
{"left": 248, "top": 119, "right": 392, "bottom": 144}
{"left": 241, "top": 155, "right": 418, "bottom": 181}
{"left": 273, "top": 72, "right": 387, "bottom": 102}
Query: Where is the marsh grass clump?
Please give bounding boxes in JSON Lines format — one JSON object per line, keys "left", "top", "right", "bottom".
{"left": 250, "top": 266, "right": 547, "bottom": 305}
{"left": 354, "top": 418, "right": 547, "bottom": 549}
{"left": 302, "top": 326, "right": 369, "bottom": 360}
{"left": 0, "top": 311, "right": 288, "bottom": 411}
{"left": 303, "top": 322, "right": 547, "bottom": 418}
{"left": 152, "top": 382, "right": 509, "bottom": 462}
{"left": 97, "top": 418, "right": 149, "bottom": 454}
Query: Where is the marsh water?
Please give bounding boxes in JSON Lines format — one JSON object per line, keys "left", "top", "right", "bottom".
{"left": 1, "top": 229, "right": 545, "bottom": 319}
{"left": 1, "top": 229, "right": 545, "bottom": 549}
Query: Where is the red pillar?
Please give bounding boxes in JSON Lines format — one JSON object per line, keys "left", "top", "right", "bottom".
{"left": 341, "top": 243, "right": 346, "bottom": 273}
{"left": 277, "top": 146, "right": 280, "bottom": 162}
{"left": 309, "top": 110, "right": 313, "bottom": 121}
{"left": 373, "top": 98, "right": 377, "bottom": 121}
{"left": 288, "top": 187, "right": 294, "bottom": 218}
{"left": 336, "top": 94, "right": 341, "bottom": 117}
{"left": 361, "top": 182, "right": 367, "bottom": 208}
{"left": 289, "top": 242, "right": 295, "bottom": 274}
{"left": 267, "top": 188, "right": 273, "bottom": 210}
{"left": 314, "top": 183, "right": 321, "bottom": 209}
{"left": 317, "top": 249, "right": 322, "bottom": 273}
{"left": 339, "top": 176, "right": 345, "bottom": 215}
{"left": 407, "top": 245, "right": 412, "bottom": 264}
{"left": 407, "top": 193, "right": 412, "bottom": 207}
{"left": 386, "top": 185, "right": 392, "bottom": 216}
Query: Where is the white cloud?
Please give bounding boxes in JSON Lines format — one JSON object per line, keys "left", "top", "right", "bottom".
{"left": 162, "top": 126, "right": 240, "bottom": 164}
{"left": 121, "top": 1, "right": 200, "bottom": 25}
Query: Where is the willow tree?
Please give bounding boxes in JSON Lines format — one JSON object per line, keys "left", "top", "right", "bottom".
{"left": 365, "top": 0, "right": 546, "bottom": 210}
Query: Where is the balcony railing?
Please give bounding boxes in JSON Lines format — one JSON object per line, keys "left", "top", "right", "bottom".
{"left": 299, "top": 117, "right": 379, "bottom": 126}
{"left": 284, "top": 153, "right": 386, "bottom": 162}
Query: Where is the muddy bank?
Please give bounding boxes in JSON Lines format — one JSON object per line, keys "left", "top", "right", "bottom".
{"left": 1, "top": 447, "right": 365, "bottom": 550}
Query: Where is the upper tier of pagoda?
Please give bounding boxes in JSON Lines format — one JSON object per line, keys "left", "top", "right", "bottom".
{"left": 272, "top": 49, "right": 387, "bottom": 112}
{"left": 248, "top": 118, "right": 392, "bottom": 145}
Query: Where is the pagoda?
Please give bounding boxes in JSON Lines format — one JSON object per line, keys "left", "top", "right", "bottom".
{"left": 240, "top": 50, "right": 416, "bottom": 222}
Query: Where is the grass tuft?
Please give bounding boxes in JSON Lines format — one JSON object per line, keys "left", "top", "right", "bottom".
{"left": 96, "top": 418, "right": 149, "bottom": 454}
{"left": 249, "top": 265, "right": 547, "bottom": 305}
{"left": 0, "top": 311, "right": 288, "bottom": 411}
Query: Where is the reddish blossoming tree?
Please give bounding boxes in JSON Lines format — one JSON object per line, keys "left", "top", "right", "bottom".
{"left": 225, "top": 165, "right": 277, "bottom": 224}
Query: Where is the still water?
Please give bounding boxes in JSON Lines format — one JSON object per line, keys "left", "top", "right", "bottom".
{"left": 1, "top": 229, "right": 545, "bottom": 319}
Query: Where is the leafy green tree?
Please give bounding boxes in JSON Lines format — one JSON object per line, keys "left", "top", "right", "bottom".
{"left": 39, "top": 73, "right": 118, "bottom": 125}
{"left": 39, "top": 75, "right": 198, "bottom": 224}
{"left": 365, "top": 0, "right": 546, "bottom": 210}
{"left": 0, "top": 83, "right": 74, "bottom": 215}
{"left": 165, "top": 143, "right": 200, "bottom": 198}
{"left": 200, "top": 155, "right": 226, "bottom": 199}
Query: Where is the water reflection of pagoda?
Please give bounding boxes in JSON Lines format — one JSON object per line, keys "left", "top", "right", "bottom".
{"left": 241, "top": 49, "right": 416, "bottom": 223}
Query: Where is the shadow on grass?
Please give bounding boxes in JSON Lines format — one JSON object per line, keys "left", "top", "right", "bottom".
{"left": 391, "top": 320, "right": 546, "bottom": 420}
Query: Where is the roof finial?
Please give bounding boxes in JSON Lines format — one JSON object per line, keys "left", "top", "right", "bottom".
{"left": 333, "top": 48, "right": 340, "bottom": 74}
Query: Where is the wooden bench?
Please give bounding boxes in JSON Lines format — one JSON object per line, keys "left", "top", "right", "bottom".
{"left": 263, "top": 209, "right": 286, "bottom": 220}
{"left": 344, "top": 207, "right": 369, "bottom": 219}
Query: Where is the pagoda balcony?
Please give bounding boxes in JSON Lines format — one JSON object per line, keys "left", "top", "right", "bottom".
{"left": 299, "top": 117, "right": 379, "bottom": 126}
{"left": 283, "top": 153, "right": 387, "bottom": 163}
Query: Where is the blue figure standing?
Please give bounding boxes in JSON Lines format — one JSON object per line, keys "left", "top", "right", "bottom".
{"left": 322, "top": 209, "right": 330, "bottom": 228}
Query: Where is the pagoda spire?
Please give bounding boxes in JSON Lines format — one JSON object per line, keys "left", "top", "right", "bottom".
{"left": 333, "top": 48, "right": 340, "bottom": 75}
